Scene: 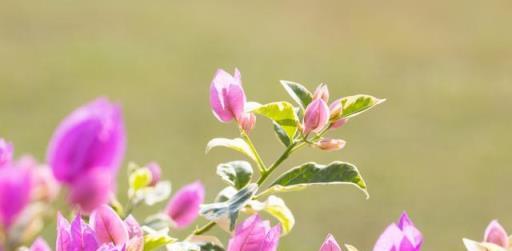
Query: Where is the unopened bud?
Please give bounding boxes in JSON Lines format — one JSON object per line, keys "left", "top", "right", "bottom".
{"left": 315, "top": 138, "right": 346, "bottom": 151}
{"left": 146, "top": 162, "right": 161, "bottom": 186}
{"left": 0, "top": 139, "right": 13, "bottom": 167}
{"left": 239, "top": 112, "right": 256, "bottom": 133}
{"left": 313, "top": 84, "right": 330, "bottom": 102}
{"left": 328, "top": 99, "right": 347, "bottom": 129}
{"left": 303, "top": 99, "right": 329, "bottom": 134}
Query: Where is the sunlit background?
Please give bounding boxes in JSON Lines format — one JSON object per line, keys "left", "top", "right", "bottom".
{"left": 1, "top": 1, "right": 512, "bottom": 250}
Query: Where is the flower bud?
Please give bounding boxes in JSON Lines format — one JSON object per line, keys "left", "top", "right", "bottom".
{"left": 484, "top": 220, "right": 509, "bottom": 248}
{"left": 0, "top": 166, "right": 32, "bottom": 230}
{"left": 47, "top": 98, "right": 126, "bottom": 184}
{"left": 320, "top": 234, "right": 342, "bottom": 251}
{"left": 29, "top": 237, "right": 51, "bottom": 251}
{"left": 166, "top": 181, "right": 205, "bottom": 228}
{"left": 303, "top": 98, "right": 330, "bottom": 134}
{"left": 68, "top": 169, "right": 114, "bottom": 214}
{"left": 313, "top": 83, "right": 329, "bottom": 102}
{"left": 210, "top": 68, "right": 247, "bottom": 123}
{"left": 227, "top": 214, "right": 281, "bottom": 251}
{"left": 316, "top": 138, "right": 346, "bottom": 152}
{"left": 328, "top": 98, "right": 348, "bottom": 129}
{"left": 238, "top": 112, "right": 256, "bottom": 133}
{"left": 146, "top": 162, "right": 161, "bottom": 186}
{"left": 0, "top": 139, "right": 13, "bottom": 168}
{"left": 373, "top": 212, "right": 423, "bottom": 251}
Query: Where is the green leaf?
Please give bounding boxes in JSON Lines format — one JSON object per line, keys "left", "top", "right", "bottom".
{"left": 345, "top": 244, "right": 360, "bottom": 251}
{"left": 206, "top": 138, "right": 256, "bottom": 163}
{"left": 280, "top": 80, "right": 313, "bottom": 109}
{"left": 200, "top": 243, "right": 225, "bottom": 251}
{"left": 270, "top": 161, "right": 369, "bottom": 198}
{"left": 142, "top": 226, "right": 176, "bottom": 251}
{"left": 247, "top": 196, "right": 295, "bottom": 235}
{"left": 272, "top": 122, "right": 291, "bottom": 146}
{"left": 200, "top": 184, "right": 258, "bottom": 230}
{"left": 251, "top": 102, "right": 299, "bottom": 140}
{"left": 339, "top": 95, "right": 385, "bottom": 119}
{"left": 216, "top": 161, "right": 253, "bottom": 190}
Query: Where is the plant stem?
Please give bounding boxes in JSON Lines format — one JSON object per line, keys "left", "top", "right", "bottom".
{"left": 192, "top": 221, "right": 217, "bottom": 236}
{"left": 240, "top": 130, "right": 267, "bottom": 172}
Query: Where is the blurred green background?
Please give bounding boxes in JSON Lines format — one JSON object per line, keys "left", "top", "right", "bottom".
{"left": 1, "top": 0, "right": 512, "bottom": 250}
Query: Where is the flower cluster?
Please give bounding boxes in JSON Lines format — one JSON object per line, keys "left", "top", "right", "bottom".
{"left": 11, "top": 67, "right": 499, "bottom": 251}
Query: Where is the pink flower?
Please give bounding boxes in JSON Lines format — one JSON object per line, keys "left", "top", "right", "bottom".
{"left": 29, "top": 238, "right": 51, "bottom": 251}
{"left": 373, "top": 212, "right": 423, "bottom": 251}
{"left": 313, "top": 84, "right": 330, "bottom": 103}
{"left": 0, "top": 139, "right": 13, "bottom": 168}
{"left": 67, "top": 168, "right": 114, "bottom": 213}
{"left": 227, "top": 214, "right": 281, "bottom": 251}
{"left": 303, "top": 98, "right": 330, "bottom": 134}
{"left": 0, "top": 165, "right": 32, "bottom": 230}
{"left": 320, "top": 234, "right": 342, "bottom": 251}
{"left": 166, "top": 181, "right": 205, "bottom": 228}
{"left": 47, "top": 98, "right": 126, "bottom": 184}
{"left": 56, "top": 213, "right": 100, "bottom": 251}
{"left": 90, "top": 205, "right": 129, "bottom": 246}
{"left": 210, "top": 68, "right": 246, "bottom": 123}
{"left": 484, "top": 220, "right": 509, "bottom": 248}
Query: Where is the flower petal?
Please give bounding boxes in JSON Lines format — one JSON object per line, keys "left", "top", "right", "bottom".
{"left": 320, "top": 234, "right": 343, "bottom": 251}
{"left": 90, "top": 205, "right": 129, "bottom": 245}
{"left": 484, "top": 220, "right": 509, "bottom": 248}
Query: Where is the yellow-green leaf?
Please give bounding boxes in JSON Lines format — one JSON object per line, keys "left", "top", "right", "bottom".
{"left": 251, "top": 102, "right": 299, "bottom": 140}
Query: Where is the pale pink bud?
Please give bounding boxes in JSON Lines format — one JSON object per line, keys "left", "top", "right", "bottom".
{"left": 303, "top": 99, "right": 330, "bottom": 134}
{"left": 0, "top": 139, "right": 13, "bottom": 168}
{"left": 484, "top": 220, "right": 509, "bottom": 248}
{"left": 316, "top": 138, "right": 346, "bottom": 151}
{"left": 210, "top": 68, "right": 246, "bottom": 123}
{"left": 146, "top": 162, "right": 161, "bottom": 186}
{"left": 239, "top": 112, "right": 256, "bottom": 133}
{"left": 320, "top": 234, "right": 342, "bottom": 251}
{"left": 313, "top": 84, "right": 330, "bottom": 102}
{"left": 329, "top": 99, "right": 347, "bottom": 129}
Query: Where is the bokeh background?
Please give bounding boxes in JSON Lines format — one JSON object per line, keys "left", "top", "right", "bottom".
{"left": 1, "top": 0, "right": 512, "bottom": 250}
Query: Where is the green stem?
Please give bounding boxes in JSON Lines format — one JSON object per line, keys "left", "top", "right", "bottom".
{"left": 192, "top": 221, "right": 217, "bottom": 236}
{"left": 240, "top": 130, "right": 267, "bottom": 172}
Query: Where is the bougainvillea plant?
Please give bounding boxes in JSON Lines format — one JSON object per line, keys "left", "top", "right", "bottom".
{"left": 1, "top": 67, "right": 457, "bottom": 251}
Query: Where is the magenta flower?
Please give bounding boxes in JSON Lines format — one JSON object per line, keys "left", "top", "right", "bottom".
{"left": 319, "top": 234, "right": 342, "bottom": 251}
{"left": 166, "top": 181, "right": 205, "bottom": 228}
{"left": 303, "top": 98, "right": 330, "bottom": 134}
{"left": 484, "top": 220, "right": 509, "bottom": 248}
{"left": 56, "top": 213, "right": 100, "bottom": 251}
{"left": 227, "top": 214, "right": 281, "bottom": 251}
{"left": 0, "top": 165, "right": 32, "bottom": 230}
{"left": 67, "top": 168, "right": 114, "bottom": 213}
{"left": 29, "top": 238, "right": 51, "bottom": 251}
{"left": 0, "top": 139, "right": 13, "bottom": 168}
{"left": 373, "top": 212, "right": 423, "bottom": 251}
{"left": 56, "top": 206, "right": 143, "bottom": 251}
{"left": 209, "top": 68, "right": 246, "bottom": 123}
{"left": 47, "top": 98, "right": 126, "bottom": 184}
